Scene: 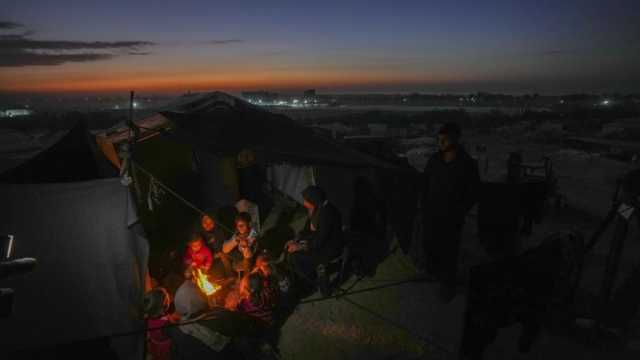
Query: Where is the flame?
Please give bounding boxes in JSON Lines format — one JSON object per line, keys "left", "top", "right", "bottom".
{"left": 193, "top": 268, "right": 219, "bottom": 296}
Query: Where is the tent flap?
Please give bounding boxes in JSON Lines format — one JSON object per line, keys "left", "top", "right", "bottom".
{"left": 0, "top": 178, "right": 148, "bottom": 358}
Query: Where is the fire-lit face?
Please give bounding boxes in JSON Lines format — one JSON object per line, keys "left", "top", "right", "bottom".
{"left": 190, "top": 239, "right": 203, "bottom": 252}
{"left": 235, "top": 220, "right": 250, "bottom": 235}
{"left": 256, "top": 256, "right": 271, "bottom": 276}
{"left": 201, "top": 215, "right": 215, "bottom": 232}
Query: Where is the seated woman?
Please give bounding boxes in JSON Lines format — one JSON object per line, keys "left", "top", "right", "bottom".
{"left": 183, "top": 233, "right": 213, "bottom": 274}
{"left": 285, "top": 186, "right": 344, "bottom": 297}
{"left": 220, "top": 212, "right": 259, "bottom": 276}
{"left": 198, "top": 213, "right": 228, "bottom": 254}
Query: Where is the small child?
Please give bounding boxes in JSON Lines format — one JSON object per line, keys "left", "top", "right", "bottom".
{"left": 237, "top": 272, "right": 276, "bottom": 326}
{"left": 220, "top": 212, "right": 259, "bottom": 275}
{"left": 183, "top": 234, "right": 213, "bottom": 273}
{"left": 144, "top": 287, "right": 174, "bottom": 360}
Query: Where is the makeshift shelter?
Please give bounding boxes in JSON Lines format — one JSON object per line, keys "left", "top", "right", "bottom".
{"left": 158, "top": 93, "right": 404, "bottom": 213}
{"left": 0, "top": 120, "right": 149, "bottom": 359}
{"left": 99, "top": 92, "right": 419, "bottom": 254}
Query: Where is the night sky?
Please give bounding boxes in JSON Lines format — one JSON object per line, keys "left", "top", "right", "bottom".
{"left": 1, "top": 0, "right": 639, "bottom": 94}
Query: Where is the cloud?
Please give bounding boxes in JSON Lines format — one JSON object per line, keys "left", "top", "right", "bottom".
{"left": 0, "top": 21, "right": 154, "bottom": 66}
{"left": 206, "top": 39, "right": 244, "bottom": 45}
{"left": 0, "top": 52, "right": 114, "bottom": 66}
{"left": 0, "top": 21, "right": 23, "bottom": 30}
{"left": 0, "top": 37, "right": 154, "bottom": 51}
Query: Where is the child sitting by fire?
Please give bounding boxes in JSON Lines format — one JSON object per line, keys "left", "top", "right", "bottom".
{"left": 144, "top": 287, "right": 177, "bottom": 360}
{"left": 237, "top": 270, "right": 278, "bottom": 327}
{"left": 183, "top": 233, "right": 213, "bottom": 274}
{"left": 220, "top": 212, "right": 259, "bottom": 276}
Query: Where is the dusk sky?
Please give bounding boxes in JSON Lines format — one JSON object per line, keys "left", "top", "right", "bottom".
{"left": 1, "top": 0, "right": 639, "bottom": 94}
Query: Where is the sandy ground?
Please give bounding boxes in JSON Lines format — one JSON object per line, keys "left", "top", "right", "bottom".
{"left": 2, "top": 123, "right": 637, "bottom": 359}
{"left": 262, "top": 133, "right": 640, "bottom": 360}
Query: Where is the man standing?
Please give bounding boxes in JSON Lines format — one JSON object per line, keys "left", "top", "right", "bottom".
{"left": 422, "top": 122, "right": 480, "bottom": 303}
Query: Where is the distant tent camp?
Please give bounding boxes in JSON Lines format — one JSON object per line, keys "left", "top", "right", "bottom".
{"left": 0, "top": 120, "right": 148, "bottom": 359}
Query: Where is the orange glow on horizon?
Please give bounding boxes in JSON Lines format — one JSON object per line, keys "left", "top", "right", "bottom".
{"left": 1, "top": 68, "right": 468, "bottom": 94}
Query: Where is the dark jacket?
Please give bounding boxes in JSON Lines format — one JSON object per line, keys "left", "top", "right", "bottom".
{"left": 301, "top": 186, "right": 344, "bottom": 264}
{"left": 421, "top": 147, "right": 480, "bottom": 221}
{"left": 311, "top": 202, "right": 343, "bottom": 263}
{"left": 203, "top": 226, "right": 227, "bottom": 253}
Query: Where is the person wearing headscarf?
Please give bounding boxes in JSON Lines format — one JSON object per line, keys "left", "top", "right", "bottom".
{"left": 198, "top": 212, "right": 228, "bottom": 254}
{"left": 421, "top": 122, "right": 480, "bottom": 303}
{"left": 285, "top": 185, "right": 344, "bottom": 296}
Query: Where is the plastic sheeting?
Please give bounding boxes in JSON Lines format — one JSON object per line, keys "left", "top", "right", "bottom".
{"left": 266, "top": 164, "right": 315, "bottom": 204}
{"left": 0, "top": 178, "right": 148, "bottom": 359}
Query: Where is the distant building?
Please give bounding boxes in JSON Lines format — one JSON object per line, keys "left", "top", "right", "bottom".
{"left": 241, "top": 91, "right": 279, "bottom": 105}
{"left": 0, "top": 109, "right": 33, "bottom": 118}
{"left": 303, "top": 89, "right": 316, "bottom": 98}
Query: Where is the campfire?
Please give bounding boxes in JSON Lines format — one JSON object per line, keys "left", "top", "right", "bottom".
{"left": 193, "top": 268, "right": 220, "bottom": 296}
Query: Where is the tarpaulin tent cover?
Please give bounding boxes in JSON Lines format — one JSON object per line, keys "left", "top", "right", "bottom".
{"left": 266, "top": 164, "right": 315, "bottom": 204}
{"left": 0, "top": 121, "right": 148, "bottom": 359}
{"left": 0, "top": 119, "right": 118, "bottom": 183}
{"left": 158, "top": 92, "right": 401, "bottom": 170}
{"left": 0, "top": 180, "right": 147, "bottom": 357}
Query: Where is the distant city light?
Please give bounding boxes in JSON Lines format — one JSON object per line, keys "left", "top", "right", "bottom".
{"left": 602, "top": 99, "right": 610, "bottom": 105}
{"left": 133, "top": 102, "right": 139, "bottom": 108}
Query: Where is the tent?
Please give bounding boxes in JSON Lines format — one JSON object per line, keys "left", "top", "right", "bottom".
{"left": 0, "top": 120, "right": 149, "bottom": 359}
{"left": 102, "top": 92, "right": 415, "bottom": 217}
{"left": 98, "top": 92, "right": 421, "bottom": 273}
